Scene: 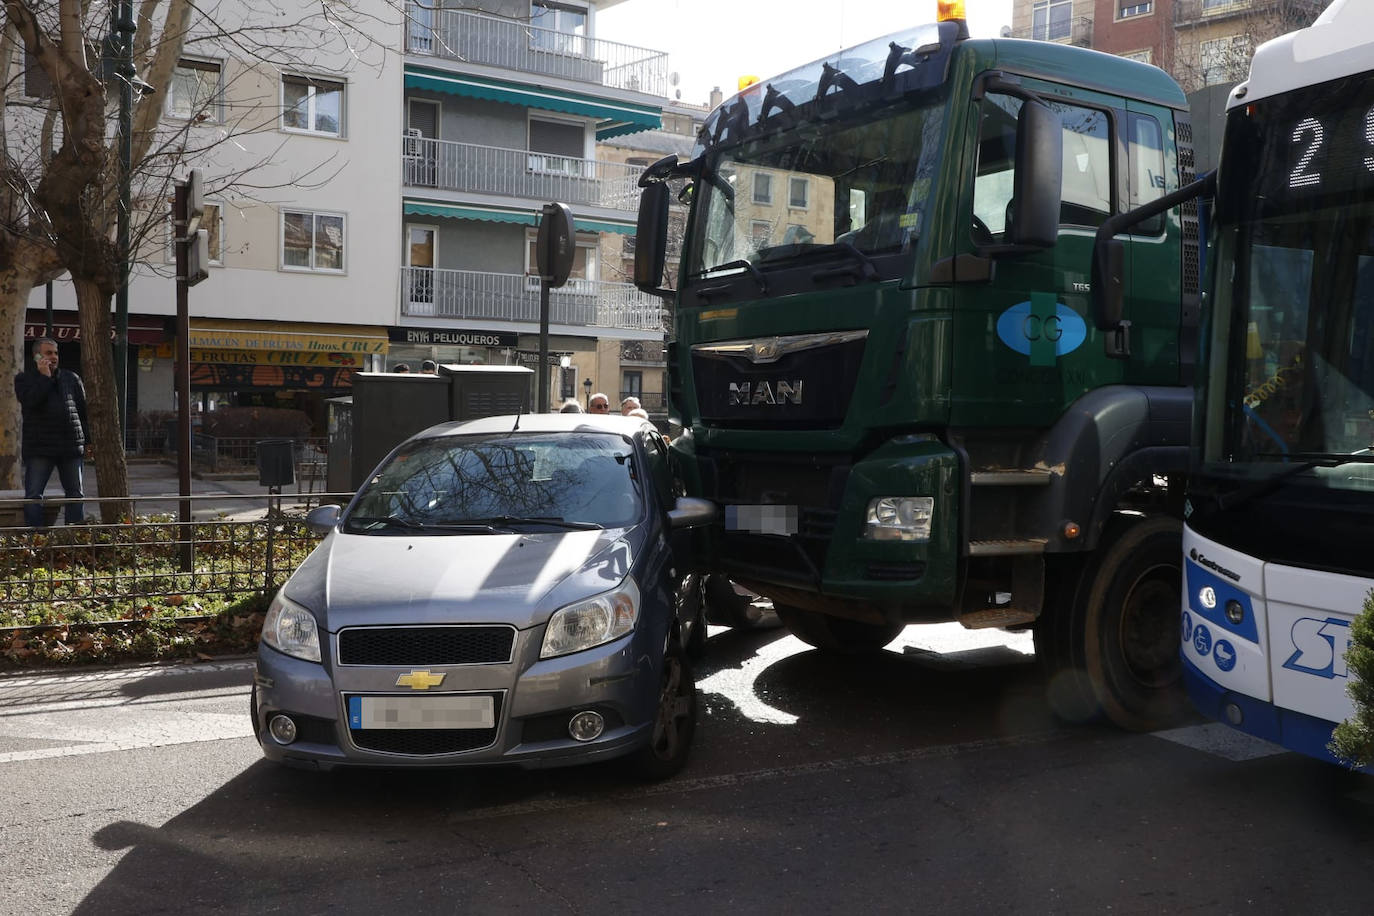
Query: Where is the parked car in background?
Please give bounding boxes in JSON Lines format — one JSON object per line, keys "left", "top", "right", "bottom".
{"left": 251, "top": 414, "right": 715, "bottom": 779}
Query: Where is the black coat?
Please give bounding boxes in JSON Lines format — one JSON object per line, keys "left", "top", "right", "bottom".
{"left": 14, "top": 367, "right": 88, "bottom": 460}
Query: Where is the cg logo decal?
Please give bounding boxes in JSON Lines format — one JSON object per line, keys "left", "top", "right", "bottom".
{"left": 995, "top": 301, "right": 1088, "bottom": 358}
{"left": 1283, "top": 616, "right": 1352, "bottom": 679}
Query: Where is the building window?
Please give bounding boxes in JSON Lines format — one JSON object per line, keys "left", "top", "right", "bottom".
{"left": 282, "top": 209, "right": 345, "bottom": 272}
{"left": 167, "top": 58, "right": 223, "bottom": 122}
{"left": 282, "top": 74, "right": 344, "bottom": 136}
{"left": 1119, "top": 1, "right": 1152, "bottom": 18}
{"left": 530, "top": 1, "right": 587, "bottom": 53}
{"left": 1199, "top": 35, "right": 1250, "bottom": 84}
{"left": 622, "top": 370, "right": 642, "bottom": 400}
{"left": 789, "top": 176, "right": 809, "bottom": 209}
{"left": 753, "top": 172, "right": 772, "bottom": 204}
{"left": 1032, "top": 0, "right": 1073, "bottom": 41}
{"left": 1120, "top": 49, "right": 1153, "bottom": 64}
{"left": 750, "top": 220, "right": 772, "bottom": 248}
{"left": 1202, "top": 0, "right": 1241, "bottom": 9}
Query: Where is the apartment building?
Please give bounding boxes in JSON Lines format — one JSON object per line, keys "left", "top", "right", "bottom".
{"left": 19, "top": 0, "right": 670, "bottom": 428}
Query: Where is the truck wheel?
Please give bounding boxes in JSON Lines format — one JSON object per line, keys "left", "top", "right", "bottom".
{"left": 703, "top": 575, "right": 775, "bottom": 629}
{"left": 1035, "top": 515, "right": 1187, "bottom": 731}
{"left": 775, "top": 604, "right": 904, "bottom": 653}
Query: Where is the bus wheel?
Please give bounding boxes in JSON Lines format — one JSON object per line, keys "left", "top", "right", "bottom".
{"left": 775, "top": 604, "right": 904, "bottom": 653}
{"left": 1036, "top": 516, "right": 1188, "bottom": 731}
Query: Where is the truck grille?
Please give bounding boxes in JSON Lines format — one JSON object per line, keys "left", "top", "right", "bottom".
{"left": 691, "top": 331, "right": 867, "bottom": 429}
{"left": 337, "top": 625, "right": 516, "bottom": 666}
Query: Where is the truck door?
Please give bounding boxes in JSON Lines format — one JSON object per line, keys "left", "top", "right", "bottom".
{"left": 953, "top": 86, "right": 1121, "bottom": 427}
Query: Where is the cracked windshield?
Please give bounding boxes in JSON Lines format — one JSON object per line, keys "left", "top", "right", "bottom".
{"left": 1209, "top": 75, "right": 1374, "bottom": 481}
{"left": 347, "top": 433, "right": 640, "bottom": 532}
{"left": 686, "top": 102, "right": 945, "bottom": 282}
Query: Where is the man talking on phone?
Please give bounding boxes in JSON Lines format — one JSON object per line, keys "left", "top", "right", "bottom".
{"left": 14, "top": 336, "right": 89, "bottom": 527}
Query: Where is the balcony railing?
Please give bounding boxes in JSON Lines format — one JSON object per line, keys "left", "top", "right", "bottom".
{"left": 405, "top": 3, "right": 668, "bottom": 96}
{"left": 401, "top": 267, "right": 665, "bottom": 332}
{"left": 402, "top": 136, "right": 641, "bottom": 210}
{"left": 1011, "top": 16, "right": 1093, "bottom": 47}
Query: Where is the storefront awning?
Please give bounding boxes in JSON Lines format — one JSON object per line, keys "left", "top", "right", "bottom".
{"left": 188, "top": 319, "right": 388, "bottom": 354}
{"left": 402, "top": 200, "right": 635, "bottom": 235}
{"left": 403, "top": 67, "right": 660, "bottom": 140}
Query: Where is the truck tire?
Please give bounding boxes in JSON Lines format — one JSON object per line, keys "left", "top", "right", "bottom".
{"left": 1035, "top": 515, "right": 1188, "bottom": 731}
{"left": 775, "top": 604, "right": 904, "bottom": 653}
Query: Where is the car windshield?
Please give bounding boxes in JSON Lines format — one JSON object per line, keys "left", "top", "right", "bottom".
{"left": 345, "top": 431, "right": 641, "bottom": 533}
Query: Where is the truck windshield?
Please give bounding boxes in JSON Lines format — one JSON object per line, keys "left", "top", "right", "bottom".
{"left": 1201, "top": 73, "right": 1374, "bottom": 492}
{"left": 683, "top": 99, "right": 946, "bottom": 285}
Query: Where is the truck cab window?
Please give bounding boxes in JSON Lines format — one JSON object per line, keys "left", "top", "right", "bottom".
{"left": 971, "top": 94, "right": 1112, "bottom": 244}
{"left": 1128, "top": 113, "right": 1166, "bottom": 235}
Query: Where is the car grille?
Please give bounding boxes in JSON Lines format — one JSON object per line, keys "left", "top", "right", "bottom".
{"left": 349, "top": 694, "right": 503, "bottom": 756}
{"left": 337, "top": 625, "right": 516, "bottom": 666}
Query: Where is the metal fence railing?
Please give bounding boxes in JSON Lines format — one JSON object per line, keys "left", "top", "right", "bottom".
{"left": 182, "top": 436, "right": 327, "bottom": 476}
{"left": 400, "top": 267, "right": 666, "bottom": 332}
{"left": 405, "top": 3, "right": 669, "bottom": 97}
{"left": 402, "top": 136, "right": 642, "bottom": 211}
{"left": 0, "top": 493, "right": 346, "bottom": 618}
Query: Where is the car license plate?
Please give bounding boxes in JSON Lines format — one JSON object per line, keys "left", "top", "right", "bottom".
{"left": 347, "top": 694, "right": 495, "bottom": 730}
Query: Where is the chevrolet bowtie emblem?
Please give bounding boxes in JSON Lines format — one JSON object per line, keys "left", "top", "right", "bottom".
{"left": 396, "top": 669, "right": 445, "bottom": 690}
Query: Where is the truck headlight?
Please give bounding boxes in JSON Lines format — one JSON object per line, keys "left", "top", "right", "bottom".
{"left": 541, "top": 578, "right": 640, "bottom": 659}
{"left": 262, "top": 592, "right": 322, "bottom": 663}
{"left": 864, "top": 497, "right": 934, "bottom": 541}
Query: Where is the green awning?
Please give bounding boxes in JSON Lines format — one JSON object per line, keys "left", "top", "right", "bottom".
{"left": 403, "top": 201, "right": 634, "bottom": 235}
{"left": 404, "top": 67, "right": 661, "bottom": 140}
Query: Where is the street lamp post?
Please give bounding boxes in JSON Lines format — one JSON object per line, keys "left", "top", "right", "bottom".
{"left": 583, "top": 377, "right": 592, "bottom": 408}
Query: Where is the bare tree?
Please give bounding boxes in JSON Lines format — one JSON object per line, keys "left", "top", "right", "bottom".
{"left": 1171, "top": 0, "right": 1324, "bottom": 94}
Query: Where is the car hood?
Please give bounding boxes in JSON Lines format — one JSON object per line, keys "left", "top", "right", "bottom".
{"left": 283, "top": 527, "right": 639, "bottom": 631}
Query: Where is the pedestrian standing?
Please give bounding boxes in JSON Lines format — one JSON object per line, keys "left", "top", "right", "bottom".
{"left": 13, "top": 337, "right": 89, "bottom": 527}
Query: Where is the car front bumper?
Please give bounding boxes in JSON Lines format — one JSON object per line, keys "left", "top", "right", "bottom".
{"left": 253, "top": 620, "right": 665, "bottom": 771}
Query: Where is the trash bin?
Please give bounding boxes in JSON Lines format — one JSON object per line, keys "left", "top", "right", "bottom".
{"left": 256, "top": 438, "right": 295, "bottom": 488}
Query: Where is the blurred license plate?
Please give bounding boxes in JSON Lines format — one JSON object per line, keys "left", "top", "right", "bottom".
{"left": 347, "top": 695, "right": 494, "bottom": 730}
{"left": 725, "top": 504, "right": 799, "bottom": 536}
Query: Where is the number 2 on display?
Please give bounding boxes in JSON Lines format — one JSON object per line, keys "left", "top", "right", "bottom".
{"left": 1288, "top": 107, "right": 1374, "bottom": 189}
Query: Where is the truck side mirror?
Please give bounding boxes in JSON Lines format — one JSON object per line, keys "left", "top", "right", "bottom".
{"left": 1009, "top": 99, "right": 1063, "bottom": 250}
{"left": 634, "top": 182, "right": 670, "bottom": 292}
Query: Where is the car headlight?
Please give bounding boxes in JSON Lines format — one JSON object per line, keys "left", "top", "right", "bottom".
{"left": 541, "top": 578, "right": 640, "bottom": 659}
{"left": 864, "top": 496, "right": 935, "bottom": 541}
{"left": 262, "top": 592, "right": 322, "bottom": 663}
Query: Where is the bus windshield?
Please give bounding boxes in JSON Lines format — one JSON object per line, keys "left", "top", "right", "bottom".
{"left": 683, "top": 99, "right": 947, "bottom": 285}
{"left": 1201, "top": 74, "right": 1374, "bottom": 485}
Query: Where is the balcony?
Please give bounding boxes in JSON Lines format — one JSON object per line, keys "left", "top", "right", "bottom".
{"left": 1174, "top": 0, "right": 1322, "bottom": 24}
{"left": 1011, "top": 16, "right": 1093, "bottom": 47}
{"left": 401, "top": 267, "right": 665, "bottom": 333}
{"left": 405, "top": 3, "right": 668, "bottom": 97}
{"left": 402, "top": 136, "right": 641, "bottom": 210}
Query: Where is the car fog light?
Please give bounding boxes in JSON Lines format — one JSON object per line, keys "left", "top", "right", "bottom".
{"left": 1224, "top": 703, "right": 1244, "bottom": 727}
{"left": 1225, "top": 599, "right": 1245, "bottom": 625}
{"left": 568, "top": 710, "right": 605, "bottom": 742}
{"left": 269, "top": 714, "right": 298, "bottom": 745}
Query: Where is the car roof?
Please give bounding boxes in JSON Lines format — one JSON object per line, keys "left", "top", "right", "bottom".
{"left": 413, "top": 413, "right": 655, "bottom": 441}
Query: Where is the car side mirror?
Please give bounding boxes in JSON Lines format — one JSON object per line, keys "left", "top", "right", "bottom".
{"left": 667, "top": 496, "right": 716, "bottom": 529}
{"left": 306, "top": 504, "right": 341, "bottom": 535}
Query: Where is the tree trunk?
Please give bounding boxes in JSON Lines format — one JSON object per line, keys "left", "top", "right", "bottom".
{"left": 72, "top": 277, "right": 130, "bottom": 521}
{"left": 0, "top": 273, "right": 28, "bottom": 490}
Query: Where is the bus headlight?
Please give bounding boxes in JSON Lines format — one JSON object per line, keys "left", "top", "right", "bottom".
{"left": 864, "top": 497, "right": 934, "bottom": 542}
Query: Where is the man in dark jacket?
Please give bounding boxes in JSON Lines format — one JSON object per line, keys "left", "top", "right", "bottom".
{"left": 14, "top": 337, "right": 89, "bottom": 527}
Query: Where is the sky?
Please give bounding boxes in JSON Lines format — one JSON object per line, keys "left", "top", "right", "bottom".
{"left": 598, "top": 0, "right": 1016, "bottom": 108}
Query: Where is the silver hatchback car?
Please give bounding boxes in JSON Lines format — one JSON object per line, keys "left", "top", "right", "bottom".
{"left": 251, "top": 414, "right": 714, "bottom": 778}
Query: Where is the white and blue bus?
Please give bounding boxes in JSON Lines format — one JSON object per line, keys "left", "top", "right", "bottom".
{"left": 1178, "top": 0, "right": 1374, "bottom": 766}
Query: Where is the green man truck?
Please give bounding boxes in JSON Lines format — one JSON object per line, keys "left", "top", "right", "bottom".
{"left": 632, "top": 8, "right": 1200, "bottom": 730}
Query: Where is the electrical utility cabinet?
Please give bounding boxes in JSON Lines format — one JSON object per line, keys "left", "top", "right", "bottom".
{"left": 329, "top": 364, "right": 533, "bottom": 492}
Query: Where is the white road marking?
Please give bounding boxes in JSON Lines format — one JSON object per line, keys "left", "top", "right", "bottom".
{"left": 0, "top": 660, "right": 256, "bottom": 763}
{"left": 1151, "top": 722, "right": 1287, "bottom": 762}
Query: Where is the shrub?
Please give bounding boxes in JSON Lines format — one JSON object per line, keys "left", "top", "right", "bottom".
{"left": 1330, "top": 589, "right": 1374, "bottom": 767}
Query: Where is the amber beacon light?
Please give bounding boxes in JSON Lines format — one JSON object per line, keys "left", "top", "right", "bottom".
{"left": 937, "top": 0, "right": 967, "bottom": 22}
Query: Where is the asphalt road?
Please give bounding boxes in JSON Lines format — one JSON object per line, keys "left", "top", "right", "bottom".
{"left": 2, "top": 623, "right": 1372, "bottom": 915}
